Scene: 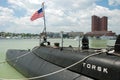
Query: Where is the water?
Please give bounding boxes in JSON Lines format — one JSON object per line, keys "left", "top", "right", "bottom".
{"left": 0, "top": 38, "right": 115, "bottom": 79}
{"left": 48, "top": 38, "right": 115, "bottom": 48}
{"left": 0, "top": 39, "right": 39, "bottom": 79}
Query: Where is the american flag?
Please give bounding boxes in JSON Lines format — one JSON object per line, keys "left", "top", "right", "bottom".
{"left": 30, "top": 8, "right": 44, "bottom": 21}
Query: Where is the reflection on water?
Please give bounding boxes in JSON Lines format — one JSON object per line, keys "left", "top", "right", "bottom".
{"left": 90, "top": 39, "right": 115, "bottom": 48}
{"left": 90, "top": 39, "right": 108, "bottom": 48}
{"left": 0, "top": 38, "right": 116, "bottom": 79}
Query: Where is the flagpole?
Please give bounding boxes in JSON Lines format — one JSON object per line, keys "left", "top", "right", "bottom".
{"left": 42, "top": 2, "right": 47, "bottom": 40}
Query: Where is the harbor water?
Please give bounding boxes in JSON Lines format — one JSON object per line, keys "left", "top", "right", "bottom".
{"left": 0, "top": 38, "right": 115, "bottom": 79}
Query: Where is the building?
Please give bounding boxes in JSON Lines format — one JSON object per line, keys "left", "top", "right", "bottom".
{"left": 92, "top": 15, "right": 108, "bottom": 32}
{"left": 92, "top": 15, "right": 100, "bottom": 31}
{"left": 101, "top": 16, "right": 107, "bottom": 31}
{"left": 68, "top": 32, "right": 84, "bottom": 38}
{"left": 86, "top": 15, "right": 115, "bottom": 37}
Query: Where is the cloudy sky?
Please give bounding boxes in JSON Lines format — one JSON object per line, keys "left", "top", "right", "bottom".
{"left": 0, "top": 0, "right": 120, "bottom": 34}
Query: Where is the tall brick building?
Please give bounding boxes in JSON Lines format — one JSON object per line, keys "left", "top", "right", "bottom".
{"left": 92, "top": 15, "right": 107, "bottom": 31}
{"left": 86, "top": 15, "right": 115, "bottom": 36}
{"left": 101, "top": 16, "right": 107, "bottom": 31}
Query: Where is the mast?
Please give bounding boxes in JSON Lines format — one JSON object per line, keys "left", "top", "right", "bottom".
{"left": 42, "top": 2, "right": 47, "bottom": 39}
{"left": 40, "top": 2, "right": 47, "bottom": 46}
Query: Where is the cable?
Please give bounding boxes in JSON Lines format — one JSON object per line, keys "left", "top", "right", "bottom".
{"left": 0, "top": 51, "right": 102, "bottom": 80}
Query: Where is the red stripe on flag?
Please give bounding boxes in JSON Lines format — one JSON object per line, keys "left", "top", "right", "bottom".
{"left": 31, "top": 11, "right": 44, "bottom": 21}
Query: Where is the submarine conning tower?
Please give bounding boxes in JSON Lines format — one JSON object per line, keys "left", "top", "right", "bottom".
{"left": 114, "top": 35, "right": 120, "bottom": 53}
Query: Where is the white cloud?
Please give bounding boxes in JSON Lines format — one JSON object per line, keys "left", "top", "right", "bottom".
{"left": 0, "top": 0, "right": 120, "bottom": 34}
{"left": 108, "top": 0, "right": 120, "bottom": 6}
{"left": 28, "top": 0, "right": 42, "bottom": 4}
{"left": 0, "top": 7, "right": 14, "bottom": 16}
{"left": 0, "top": 7, "right": 14, "bottom": 28}
{"left": 92, "top": 5, "right": 110, "bottom": 16}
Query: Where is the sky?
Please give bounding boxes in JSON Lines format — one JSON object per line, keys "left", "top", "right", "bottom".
{"left": 0, "top": 0, "right": 120, "bottom": 34}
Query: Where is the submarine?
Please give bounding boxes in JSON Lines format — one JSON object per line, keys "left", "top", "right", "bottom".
{"left": 6, "top": 35, "right": 120, "bottom": 80}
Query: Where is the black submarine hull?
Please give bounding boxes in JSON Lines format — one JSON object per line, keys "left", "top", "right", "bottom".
{"left": 6, "top": 48, "right": 93, "bottom": 80}
{"left": 6, "top": 47, "right": 120, "bottom": 80}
